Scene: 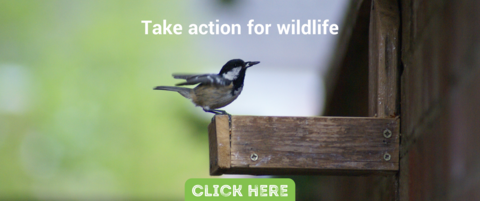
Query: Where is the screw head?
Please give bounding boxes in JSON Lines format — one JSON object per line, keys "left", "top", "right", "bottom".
{"left": 384, "top": 152, "right": 391, "bottom": 161}
{"left": 383, "top": 129, "right": 392, "bottom": 138}
{"left": 250, "top": 153, "right": 258, "bottom": 161}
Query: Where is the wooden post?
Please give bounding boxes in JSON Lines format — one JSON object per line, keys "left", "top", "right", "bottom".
{"left": 367, "top": 0, "right": 401, "bottom": 200}
{"left": 209, "top": 115, "right": 399, "bottom": 176}
{"left": 369, "top": 0, "right": 400, "bottom": 117}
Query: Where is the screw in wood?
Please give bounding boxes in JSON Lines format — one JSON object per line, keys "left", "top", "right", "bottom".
{"left": 384, "top": 152, "right": 391, "bottom": 161}
{"left": 383, "top": 128, "right": 392, "bottom": 138}
{"left": 250, "top": 153, "right": 258, "bottom": 161}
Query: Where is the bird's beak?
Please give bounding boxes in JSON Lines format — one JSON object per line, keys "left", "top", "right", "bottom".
{"left": 245, "top": 61, "right": 260, "bottom": 68}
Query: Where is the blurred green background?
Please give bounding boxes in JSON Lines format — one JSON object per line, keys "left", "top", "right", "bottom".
{"left": 0, "top": 0, "right": 211, "bottom": 200}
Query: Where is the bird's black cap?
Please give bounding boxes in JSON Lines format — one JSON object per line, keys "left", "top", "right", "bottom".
{"left": 219, "top": 59, "right": 260, "bottom": 74}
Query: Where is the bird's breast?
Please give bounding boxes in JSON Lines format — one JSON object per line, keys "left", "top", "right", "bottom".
{"left": 192, "top": 83, "right": 243, "bottom": 109}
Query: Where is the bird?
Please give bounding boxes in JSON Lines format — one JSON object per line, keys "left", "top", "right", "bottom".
{"left": 154, "top": 59, "right": 260, "bottom": 115}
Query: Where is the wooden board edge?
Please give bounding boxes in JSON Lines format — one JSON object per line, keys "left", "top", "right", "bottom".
{"left": 208, "top": 115, "right": 231, "bottom": 175}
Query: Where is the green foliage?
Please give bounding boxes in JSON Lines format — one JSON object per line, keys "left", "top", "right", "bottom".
{"left": 0, "top": 0, "right": 210, "bottom": 200}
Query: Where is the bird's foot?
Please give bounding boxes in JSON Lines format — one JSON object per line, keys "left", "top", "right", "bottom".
{"left": 203, "top": 109, "right": 230, "bottom": 115}
{"left": 205, "top": 109, "right": 231, "bottom": 122}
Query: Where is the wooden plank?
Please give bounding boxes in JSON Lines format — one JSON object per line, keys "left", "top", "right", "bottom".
{"left": 209, "top": 115, "right": 399, "bottom": 175}
{"left": 208, "top": 115, "right": 230, "bottom": 175}
{"left": 368, "top": 0, "right": 400, "bottom": 117}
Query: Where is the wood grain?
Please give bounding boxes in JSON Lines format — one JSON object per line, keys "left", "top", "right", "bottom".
{"left": 209, "top": 115, "right": 399, "bottom": 175}
{"left": 368, "top": 0, "right": 400, "bottom": 117}
{"left": 208, "top": 115, "right": 230, "bottom": 175}
{"left": 366, "top": 1, "right": 401, "bottom": 200}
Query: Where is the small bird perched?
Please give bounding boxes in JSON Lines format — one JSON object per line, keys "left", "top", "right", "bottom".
{"left": 154, "top": 59, "right": 260, "bottom": 115}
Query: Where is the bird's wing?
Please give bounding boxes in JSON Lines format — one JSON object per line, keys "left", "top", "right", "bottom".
{"left": 172, "top": 73, "right": 231, "bottom": 86}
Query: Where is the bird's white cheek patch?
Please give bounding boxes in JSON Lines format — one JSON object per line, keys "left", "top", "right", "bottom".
{"left": 223, "top": 67, "right": 241, "bottom": 80}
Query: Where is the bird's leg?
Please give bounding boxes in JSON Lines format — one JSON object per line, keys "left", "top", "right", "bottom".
{"left": 204, "top": 109, "right": 232, "bottom": 125}
{"left": 203, "top": 108, "right": 230, "bottom": 115}
{"left": 203, "top": 108, "right": 219, "bottom": 114}
{"left": 214, "top": 109, "right": 229, "bottom": 115}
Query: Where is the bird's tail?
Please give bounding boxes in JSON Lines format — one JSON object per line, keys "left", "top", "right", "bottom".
{"left": 153, "top": 86, "right": 193, "bottom": 99}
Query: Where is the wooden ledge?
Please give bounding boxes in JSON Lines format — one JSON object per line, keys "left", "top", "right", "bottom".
{"left": 208, "top": 115, "right": 399, "bottom": 176}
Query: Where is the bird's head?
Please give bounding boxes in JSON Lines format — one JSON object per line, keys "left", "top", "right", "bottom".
{"left": 219, "top": 59, "right": 260, "bottom": 81}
